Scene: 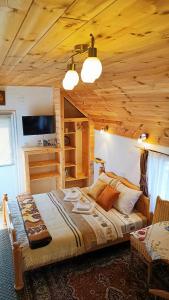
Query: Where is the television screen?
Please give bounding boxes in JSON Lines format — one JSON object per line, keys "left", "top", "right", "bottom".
{"left": 22, "top": 115, "right": 55, "bottom": 136}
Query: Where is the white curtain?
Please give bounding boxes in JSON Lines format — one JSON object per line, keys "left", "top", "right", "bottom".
{"left": 147, "top": 151, "right": 169, "bottom": 212}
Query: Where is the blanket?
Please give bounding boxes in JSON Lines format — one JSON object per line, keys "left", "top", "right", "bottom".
{"left": 8, "top": 188, "right": 144, "bottom": 271}
{"left": 17, "top": 193, "right": 52, "bottom": 249}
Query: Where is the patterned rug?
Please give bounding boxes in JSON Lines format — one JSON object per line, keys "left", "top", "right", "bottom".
{"left": 0, "top": 229, "right": 169, "bottom": 300}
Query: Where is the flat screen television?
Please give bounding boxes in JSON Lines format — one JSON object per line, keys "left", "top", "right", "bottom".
{"left": 22, "top": 115, "right": 55, "bottom": 136}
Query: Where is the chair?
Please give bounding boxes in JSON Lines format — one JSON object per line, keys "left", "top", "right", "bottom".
{"left": 149, "top": 289, "right": 169, "bottom": 300}
{"left": 152, "top": 196, "right": 169, "bottom": 224}
{"left": 130, "top": 196, "right": 169, "bottom": 284}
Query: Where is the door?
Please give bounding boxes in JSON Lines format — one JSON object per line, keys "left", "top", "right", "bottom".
{"left": 0, "top": 113, "right": 19, "bottom": 202}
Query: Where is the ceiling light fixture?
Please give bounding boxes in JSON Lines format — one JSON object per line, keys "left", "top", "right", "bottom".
{"left": 81, "top": 33, "right": 102, "bottom": 83}
{"left": 62, "top": 34, "right": 102, "bottom": 90}
{"left": 62, "top": 57, "right": 79, "bottom": 90}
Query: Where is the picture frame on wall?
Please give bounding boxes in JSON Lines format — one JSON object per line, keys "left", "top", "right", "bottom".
{"left": 0, "top": 91, "right": 5, "bottom": 105}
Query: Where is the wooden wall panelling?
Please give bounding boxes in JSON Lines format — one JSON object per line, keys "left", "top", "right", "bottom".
{"left": 0, "top": 0, "right": 32, "bottom": 65}
{"left": 0, "top": 0, "right": 169, "bottom": 147}
{"left": 2, "top": 0, "right": 75, "bottom": 68}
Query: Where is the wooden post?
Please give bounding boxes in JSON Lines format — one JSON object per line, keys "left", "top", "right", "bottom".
{"left": 2, "top": 193, "right": 8, "bottom": 225}
{"left": 13, "top": 242, "right": 24, "bottom": 290}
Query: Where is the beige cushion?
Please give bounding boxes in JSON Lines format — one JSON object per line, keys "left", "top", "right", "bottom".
{"left": 113, "top": 182, "right": 142, "bottom": 215}
{"left": 88, "top": 179, "right": 107, "bottom": 199}
{"left": 99, "top": 172, "right": 118, "bottom": 186}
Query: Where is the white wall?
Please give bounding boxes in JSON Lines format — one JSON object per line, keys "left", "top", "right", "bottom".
{"left": 0, "top": 86, "right": 55, "bottom": 196}
{"left": 94, "top": 130, "right": 169, "bottom": 186}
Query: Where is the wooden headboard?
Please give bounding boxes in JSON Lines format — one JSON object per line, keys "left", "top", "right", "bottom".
{"left": 106, "top": 172, "right": 150, "bottom": 223}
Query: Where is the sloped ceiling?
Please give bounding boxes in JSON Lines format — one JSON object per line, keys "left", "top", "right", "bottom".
{"left": 0, "top": 0, "right": 169, "bottom": 146}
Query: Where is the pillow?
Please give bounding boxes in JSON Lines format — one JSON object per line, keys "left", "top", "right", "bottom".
{"left": 96, "top": 185, "right": 120, "bottom": 211}
{"left": 99, "top": 172, "right": 118, "bottom": 186}
{"left": 98, "top": 172, "right": 113, "bottom": 184}
{"left": 113, "top": 182, "right": 142, "bottom": 215}
{"left": 87, "top": 179, "right": 107, "bottom": 199}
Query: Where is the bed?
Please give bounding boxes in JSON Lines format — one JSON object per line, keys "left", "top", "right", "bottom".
{"left": 3, "top": 172, "right": 150, "bottom": 290}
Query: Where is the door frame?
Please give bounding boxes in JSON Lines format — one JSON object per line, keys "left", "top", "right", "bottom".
{"left": 0, "top": 110, "right": 20, "bottom": 195}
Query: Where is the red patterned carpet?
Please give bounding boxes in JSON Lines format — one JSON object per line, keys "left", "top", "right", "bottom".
{"left": 18, "top": 242, "right": 169, "bottom": 300}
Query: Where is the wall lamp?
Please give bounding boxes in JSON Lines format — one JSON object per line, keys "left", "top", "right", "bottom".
{"left": 138, "top": 133, "right": 149, "bottom": 143}
{"left": 62, "top": 34, "right": 102, "bottom": 90}
{"left": 100, "top": 125, "right": 109, "bottom": 134}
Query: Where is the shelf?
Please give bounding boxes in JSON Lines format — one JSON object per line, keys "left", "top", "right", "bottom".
{"left": 64, "top": 132, "right": 75, "bottom": 135}
{"left": 65, "top": 163, "right": 76, "bottom": 167}
{"left": 64, "top": 146, "right": 76, "bottom": 150}
{"left": 65, "top": 174, "right": 88, "bottom": 182}
{"left": 77, "top": 174, "right": 88, "bottom": 180}
{"left": 30, "top": 171, "right": 60, "bottom": 181}
{"left": 29, "top": 160, "right": 59, "bottom": 168}
{"left": 23, "top": 147, "right": 60, "bottom": 153}
{"left": 64, "top": 118, "right": 87, "bottom": 122}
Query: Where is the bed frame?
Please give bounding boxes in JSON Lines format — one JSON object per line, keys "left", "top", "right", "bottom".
{"left": 2, "top": 173, "right": 150, "bottom": 291}
{"left": 2, "top": 194, "right": 23, "bottom": 290}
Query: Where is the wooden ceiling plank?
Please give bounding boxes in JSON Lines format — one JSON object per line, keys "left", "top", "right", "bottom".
{"left": 2, "top": 0, "right": 76, "bottom": 67}
{"left": 0, "top": 0, "right": 33, "bottom": 65}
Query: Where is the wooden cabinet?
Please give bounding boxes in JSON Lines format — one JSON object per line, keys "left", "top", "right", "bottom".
{"left": 63, "top": 118, "right": 89, "bottom": 188}
{"left": 23, "top": 147, "right": 61, "bottom": 194}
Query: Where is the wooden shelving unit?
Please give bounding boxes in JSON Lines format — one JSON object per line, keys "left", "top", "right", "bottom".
{"left": 53, "top": 90, "right": 94, "bottom": 189}
{"left": 23, "top": 146, "right": 61, "bottom": 194}
{"left": 63, "top": 106, "right": 90, "bottom": 188}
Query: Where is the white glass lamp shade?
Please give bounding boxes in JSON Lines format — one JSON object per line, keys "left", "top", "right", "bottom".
{"left": 81, "top": 68, "right": 95, "bottom": 83}
{"left": 64, "top": 70, "right": 79, "bottom": 86}
{"left": 81, "top": 57, "right": 102, "bottom": 83}
{"left": 62, "top": 77, "right": 75, "bottom": 90}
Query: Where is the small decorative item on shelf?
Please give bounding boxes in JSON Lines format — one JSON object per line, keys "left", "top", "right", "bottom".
{"left": 43, "top": 139, "right": 48, "bottom": 146}
{"left": 37, "top": 139, "right": 43, "bottom": 147}
{"left": 47, "top": 138, "right": 57, "bottom": 147}
{"left": 64, "top": 135, "right": 70, "bottom": 146}
{"left": 65, "top": 168, "right": 69, "bottom": 178}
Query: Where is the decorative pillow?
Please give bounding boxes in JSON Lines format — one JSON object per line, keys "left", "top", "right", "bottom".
{"left": 87, "top": 179, "right": 107, "bottom": 199}
{"left": 113, "top": 182, "right": 142, "bottom": 215}
{"left": 96, "top": 185, "right": 120, "bottom": 211}
{"left": 98, "top": 172, "right": 113, "bottom": 184}
{"left": 99, "top": 172, "right": 118, "bottom": 186}
{"left": 109, "top": 178, "right": 119, "bottom": 187}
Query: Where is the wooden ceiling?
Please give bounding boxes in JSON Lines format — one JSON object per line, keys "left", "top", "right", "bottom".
{"left": 0, "top": 0, "right": 169, "bottom": 146}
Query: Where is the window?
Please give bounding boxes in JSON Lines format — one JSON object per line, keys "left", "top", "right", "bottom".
{"left": 0, "top": 114, "right": 14, "bottom": 166}
{"left": 147, "top": 151, "right": 169, "bottom": 211}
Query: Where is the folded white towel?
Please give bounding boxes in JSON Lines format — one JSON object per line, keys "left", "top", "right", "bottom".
{"left": 76, "top": 202, "right": 91, "bottom": 211}
{"left": 64, "top": 196, "right": 80, "bottom": 202}
{"left": 63, "top": 188, "right": 81, "bottom": 201}
{"left": 72, "top": 201, "right": 95, "bottom": 214}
